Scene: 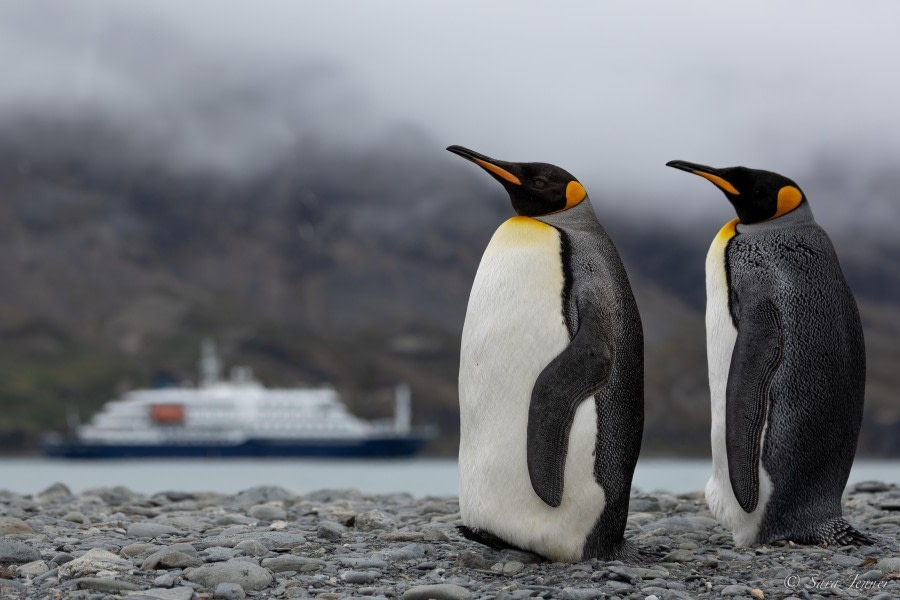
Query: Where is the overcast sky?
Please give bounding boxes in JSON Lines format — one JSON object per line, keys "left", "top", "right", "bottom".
{"left": 1, "top": 1, "right": 898, "bottom": 229}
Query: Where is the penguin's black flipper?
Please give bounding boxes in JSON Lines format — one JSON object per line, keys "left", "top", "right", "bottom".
{"left": 726, "top": 298, "right": 783, "bottom": 513}
{"left": 527, "top": 307, "right": 611, "bottom": 507}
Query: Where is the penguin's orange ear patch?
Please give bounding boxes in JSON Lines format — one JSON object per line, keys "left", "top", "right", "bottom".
{"left": 772, "top": 185, "right": 803, "bottom": 219}
{"left": 565, "top": 181, "right": 586, "bottom": 209}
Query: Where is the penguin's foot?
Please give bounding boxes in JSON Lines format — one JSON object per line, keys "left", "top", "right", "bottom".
{"left": 456, "top": 525, "right": 519, "bottom": 551}
{"left": 798, "top": 518, "right": 876, "bottom": 547}
{"left": 586, "top": 539, "right": 665, "bottom": 563}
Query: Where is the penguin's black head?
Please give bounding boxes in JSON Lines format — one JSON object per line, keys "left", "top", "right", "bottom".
{"left": 447, "top": 145, "right": 587, "bottom": 217}
{"left": 666, "top": 160, "right": 806, "bottom": 224}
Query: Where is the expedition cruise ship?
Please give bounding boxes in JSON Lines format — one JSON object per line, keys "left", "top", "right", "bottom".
{"left": 43, "top": 341, "right": 434, "bottom": 458}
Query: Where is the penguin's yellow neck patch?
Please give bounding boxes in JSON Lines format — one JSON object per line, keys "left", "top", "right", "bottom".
{"left": 486, "top": 216, "right": 554, "bottom": 248}
{"left": 771, "top": 185, "right": 803, "bottom": 219}
{"left": 474, "top": 158, "right": 521, "bottom": 185}
{"left": 715, "top": 218, "right": 739, "bottom": 244}
{"left": 505, "top": 216, "right": 552, "bottom": 229}
{"left": 694, "top": 171, "right": 740, "bottom": 196}
{"left": 564, "top": 181, "right": 587, "bottom": 209}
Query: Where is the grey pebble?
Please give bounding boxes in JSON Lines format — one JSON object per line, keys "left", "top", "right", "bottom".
{"left": 142, "top": 543, "right": 203, "bottom": 570}
{"left": 69, "top": 577, "right": 142, "bottom": 592}
{"left": 127, "top": 522, "right": 183, "bottom": 539}
{"left": 832, "top": 554, "right": 864, "bottom": 567}
{"left": 858, "top": 568, "right": 884, "bottom": 580}
{"left": 61, "top": 511, "right": 90, "bottom": 525}
{"left": 204, "top": 546, "right": 240, "bottom": 562}
{"left": 720, "top": 584, "right": 752, "bottom": 596}
{"left": 0, "top": 516, "right": 33, "bottom": 536}
{"left": 385, "top": 542, "right": 426, "bottom": 561}
{"left": 503, "top": 560, "right": 525, "bottom": 575}
{"left": 341, "top": 557, "right": 390, "bottom": 569}
{"left": 876, "top": 556, "right": 900, "bottom": 572}
{"left": 561, "top": 587, "right": 604, "bottom": 600}
{"left": 854, "top": 481, "right": 891, "bottom": 493}
{"left": 0, "top": 579, "right": 26, "bottom": 592}
{"left": 356, "top": 509, "right": 398, "bottom": 531}
{"left": 15, "top": 558, "right": 49, "bottom": 576}
{"left": 230, "top": 485, "right": 295, "bottom": 508}
{"left": 33, "top": 566, "right": 61, "bottom": 583}
{"left": 605, "top": 580, "right": 633, "bottom": 593}
{"left": 185, "top": 558, "right": 274, "bottom": 591}
{"left": 51, "top": 551, "right": 75, "bottom": 565}
{"left": 662, "top": 548, "right": 695, "bottom": 562}
{"left": 214, "top": 581, "right": 247, "bottom": 600}
{"left": 630, "top": 497, "right": 662, "bottom": 512}
{"left": 153, "top": 572, "right": 178, "bottom": 587}
{"left": 0, "top": 539, "right": 40, "bottom": 564}
{"left": 247, "top": 503, "right": 287, "bottom": 521}
{"left": 402, "top": 583, "right": 473, "bottom": 600}
{"left": 35, "top": 482, "right": 73, "bottom": 503}
{"left": 423, "top": 527, "right": 451, "bottom": 541}
{"left": 261, "top": 555, "right": 325, "bottom": 573}
{"left": 341, "top": 569, "right": 381, "bottom": 583}
{"left": 127, "top": 587, "right": 195, "bottom": 600}
{"left": 317, "top": 520, "right": 347, "bottom": 540}
{"left": 232, "top": 539, "right": 268, "bottom": 556}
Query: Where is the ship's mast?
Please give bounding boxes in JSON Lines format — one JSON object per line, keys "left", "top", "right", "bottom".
{"left": 200, "top": 339, "right": 222, "bottom": 387}
{"left": 394, "top": 383, "right": 411, "bottom": 433}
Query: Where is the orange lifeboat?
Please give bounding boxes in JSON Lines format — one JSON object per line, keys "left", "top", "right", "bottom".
{"left": 150, "top": 404, "right": 185, "bottom": 424}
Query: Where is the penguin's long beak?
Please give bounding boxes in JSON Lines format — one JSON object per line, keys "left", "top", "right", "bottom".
{"left": 666, "top": 160, "right": 740, "bottom": 196}
{"left": 447, "top": 145, "right": 522, "bottom": 186}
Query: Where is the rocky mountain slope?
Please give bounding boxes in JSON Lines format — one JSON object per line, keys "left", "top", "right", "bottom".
{"left": 0, "top": 116, "right": 897, "bottom": 456}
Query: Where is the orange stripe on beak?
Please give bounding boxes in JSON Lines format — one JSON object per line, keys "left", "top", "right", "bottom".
{"left": 693, "top": 171, "right": 740, "bottom": 195}
{"left": 474, "top": 158, "right": 521, "bottom": 185}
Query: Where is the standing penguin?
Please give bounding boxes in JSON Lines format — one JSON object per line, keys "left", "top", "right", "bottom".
{"left": 666, "top": 160, "right": 870, "bottom": 546}
{"left": 448, "top": 145, "right": 643, "bottom": 561}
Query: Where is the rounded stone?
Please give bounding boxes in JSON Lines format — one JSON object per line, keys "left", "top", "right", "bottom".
{"left": 248, "top": 504, "right": 287, "bottom": 521}
{"left": 0, "top": 517, "right": 34, "bottom": 537}
{"left": 317, "top": 520, "right": 347, "bottom": 541}
{"left": 127, "top": 522, "right": 183, "bottom": 539}
{"left": 341, "top": 570, "right": 380, "bottom": 584}
{"left": 0, "top": 540, "right": 40, "bottom": 564}
{"left": 233, "top": 539, "right": 268, "bottom": 556}
{"left": 502, "top": 561, "right": 525, "bottom": 575}
{"left": 214, "top": 581, "right": 247, "bottom": 600}
{"left": 355, "top": 510, "right": 397, "bottom": 532}
{"left": 57, "top": 548, "right": 133, "bottom": 579}
{"left": 185, "top": 559, "right": 274, "bottom": 591}
{"left": 402, "top": 583, "right": 473, "bottom": 600}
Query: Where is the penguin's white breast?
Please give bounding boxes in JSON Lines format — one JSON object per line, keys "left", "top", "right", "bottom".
{"left": 458, "top": 216, "right": 605, "bottom": 561}
{"left": 704, "top": 219, "right": 772, "bottom": 545}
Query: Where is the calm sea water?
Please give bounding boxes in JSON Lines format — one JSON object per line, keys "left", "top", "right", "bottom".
{"left": 1, "top": 458, "right": 897, "bottom": 497}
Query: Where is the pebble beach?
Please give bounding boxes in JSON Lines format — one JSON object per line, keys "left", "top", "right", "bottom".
{"left": 1, "top": 481, "right": 898, "bottom": 600}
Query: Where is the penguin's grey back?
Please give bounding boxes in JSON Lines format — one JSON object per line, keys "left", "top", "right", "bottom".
{"left": 540, "top": 202, "right": 644, "bottom": 555}
{"left": 727, "top": 204, "right": 864, "bottom": 541}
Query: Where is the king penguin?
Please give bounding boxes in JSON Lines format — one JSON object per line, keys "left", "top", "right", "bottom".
{"left": 666, "top": 160, "right": 870, "bottom": 546}
{"left": 448, "top": 145, "right": 644, "bottom": 561}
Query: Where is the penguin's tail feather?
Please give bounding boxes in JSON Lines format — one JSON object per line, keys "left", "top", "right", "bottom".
{"left": 456, "top": 525, "right": 519, "bottom": 551}
{"left": 805, "top": 518, "right": 876, "bottom": 547}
